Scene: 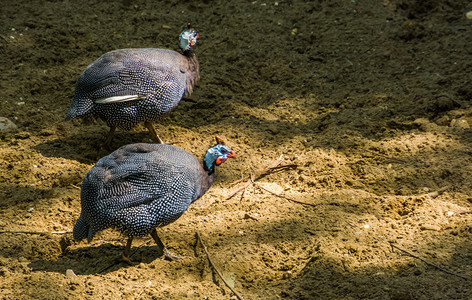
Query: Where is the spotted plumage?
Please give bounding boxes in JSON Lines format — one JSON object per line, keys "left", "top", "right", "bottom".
{"left": 73, "top": 137, "right": 235, "bottom": 261}
{"left": 65, "top": 25, "right": 199, "bottom": 146}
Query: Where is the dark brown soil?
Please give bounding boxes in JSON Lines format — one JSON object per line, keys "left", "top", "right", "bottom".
{"left": 1, "top": 0, "right": 471, "bottom": 299}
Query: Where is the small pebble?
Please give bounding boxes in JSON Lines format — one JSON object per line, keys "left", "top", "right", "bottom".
{"left": 420, "top": 224, "right": 441, "bottom": 231}
{"left": 450, "top": 118, "right": 469, "bottom": 129}
{"left": 66, "top": 269, "right": 77, "bottom": 278}
{"left": 0, "top": 117, "right": 18, "bottom": 131}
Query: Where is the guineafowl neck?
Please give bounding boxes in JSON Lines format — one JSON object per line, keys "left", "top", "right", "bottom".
{"left": 195, "top": 163, "right": 214, "bottom": 200}
{"left": 183, "top": 51, "right": 199, "bottom": 96}
{"left": 199, "top": 172, "right": 214, "bottom": 198}
{"left": 203, "top": 159, "right": 215, "bottom": 175}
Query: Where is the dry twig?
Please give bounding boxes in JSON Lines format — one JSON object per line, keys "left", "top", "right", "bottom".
{"left": 227, "top": 155, "right": 297, "bottom": 200}
{"left": 390, "top": 243, "right": 468, "bottom": 281}
{"left": 227, "top": 173, "right": 256, "bottom": 200}
{"left": 229, "top": 155, "right": 284, "bottom": 186}
{"left": 70, "top": 184, "right": 81, "bottom": 190}
{"left": 226, "top": 155, "right": 316, "bottom": 206}
{"left": 254, "top": 183, "right": 319, "bottom": 207}
{"left": 196, "top": 232, "right": 244, "bottom": 300}
{"left": 421, "top": 185, "right": 449, "bottom": 199}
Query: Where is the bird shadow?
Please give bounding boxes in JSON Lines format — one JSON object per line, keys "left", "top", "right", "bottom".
{"left": 27, "top": 242, "right": 166, "bottom": 275}
{"left": 33, "top": 130, "right": 158, "bottom": 164}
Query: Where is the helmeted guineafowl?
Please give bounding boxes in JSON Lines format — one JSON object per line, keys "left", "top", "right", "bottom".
{"left": 65, "top": 24, "right": 199, "bottom": 146}
{"left": 73, "top": 136, "right": 235, "bottom": 262}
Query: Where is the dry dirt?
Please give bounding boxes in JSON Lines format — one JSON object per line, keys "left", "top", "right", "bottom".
{"left": 1, "top": 0, "right": 472, "bottom": 299}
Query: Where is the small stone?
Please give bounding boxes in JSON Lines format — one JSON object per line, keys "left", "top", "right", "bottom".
{"left": 66, "top": 269, "right": 77, "bottom": 278}
{"left": 223, "top": 272, "right": 236, "bottom": 288}
{"left": 420, "top": 224, "right": 441, "bottom": 231}
{"left": 0, "top": 117, "right": 18, "bottom": 131}
{"left": 450, "top": 118, "right": 470, "bottom": 129}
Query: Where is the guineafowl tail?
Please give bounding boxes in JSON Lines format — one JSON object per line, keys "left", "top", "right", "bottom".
{"left": 65, "top": 95, "right": 94, "bottom": 121}
{"left": 65, "top": 107, "right": 78, "bottom": 121}
{"left": 73, "top": 214, "right": 90, "bottom": 241}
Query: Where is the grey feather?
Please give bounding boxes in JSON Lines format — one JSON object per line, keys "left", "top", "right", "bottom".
{"left": 65, "top": 30, "right": 199, "bottom": 133}
{"left": 73, "top": 141, "right": 235, "bottom": 242}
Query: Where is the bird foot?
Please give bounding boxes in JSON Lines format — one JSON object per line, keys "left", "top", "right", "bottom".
{"left": 162, "top": 248, "right": 182, "bottom": 261}
{"left": 117, "top": 253, "right": 134, "bottom": 265}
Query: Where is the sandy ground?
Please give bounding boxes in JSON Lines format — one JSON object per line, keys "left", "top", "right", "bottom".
{"left": 1, "top": 0, "right": 472, "bottom": 299}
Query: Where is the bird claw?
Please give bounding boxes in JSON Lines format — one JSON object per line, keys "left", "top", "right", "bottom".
{"left": 162, "top": 248, "right": 182, "bottom": 261}
{"left": 117, "top": 253, "right": 134, "bottom": 265}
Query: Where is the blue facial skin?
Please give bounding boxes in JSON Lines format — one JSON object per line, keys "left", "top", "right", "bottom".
{"left": 179, "top": 29, "right": 198, "bottom": 51}
{"left": 204, "top": 144, "right": 234, "bottom": 172}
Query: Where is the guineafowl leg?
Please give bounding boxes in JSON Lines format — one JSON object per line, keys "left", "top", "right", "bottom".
{"left": 119, "top": 236, "right": 133, "bottom": 264}
{"left": 150, "top": 229, "right": 181, "bottom": 261}
{"left": 104, "top": 126, "right": 116, "bottom": 148}
{"left": 144, "top": 121, "right": 163, "bottom": 144}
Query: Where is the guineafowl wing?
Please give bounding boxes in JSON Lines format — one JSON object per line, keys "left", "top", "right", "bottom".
{"left": 82, "top": 49, "right": 187, "bottom": 105}
{"left": 79, "top": 143, "right": 204, "bottom": 236}
{"left": 67, "top": 48, "right": 189, "bottom": 121}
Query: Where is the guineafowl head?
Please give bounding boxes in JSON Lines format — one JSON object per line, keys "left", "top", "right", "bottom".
{"left": 179, "top": 24, "right": 199, "bottom": 52}
{"left": 204, "top": 136, "right": 236, "bottom": 174}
